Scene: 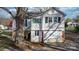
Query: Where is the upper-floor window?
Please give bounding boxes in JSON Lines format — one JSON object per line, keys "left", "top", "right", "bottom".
{"left": 49, "top": 17, "right": 52, "bottom": 23}
{"left": 45, "top": 17, "right": 48, "bottom": 23}
{"left": 54, "top": 17, "right": 61, "bottom": 23}
{"left": 35, "top": 30, "right": 39, "bottom": 36}
{"left": 45, "top": 17, "right": 52, "bottom": 23}
{"left": 33, "top": 18, "right": 42, "bottom": 23}
{"left": 54, "top": 17, "right": 58, "bottom": 23}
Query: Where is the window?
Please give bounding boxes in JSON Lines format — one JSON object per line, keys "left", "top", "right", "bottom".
{"left": 45, "top": 17, "right": 52, "bottom": 23}
{"left": 38, "top": 19, "right": 42, "bottom": 23}
{"left": 58, "top": 17, "right": 61, "bottom": 23}
{"left": 54, "top": 17, "right": 61, "bottom": 23}
{"left": 35, "top": 30, "right": 39, "bottom": 36}
{"left": 33, "top": 18, "right": 36, "bottom": 23}
{"left": 25, "top": 20, "right": 27, "bottom": 26}
{"left": 45, "top": 17, "right": 48, "bottom": 23}
{"left": 49, "top": 17, "right": 52, "bottom": 23}
{"left": 33, "top": 18, "right": 42, "bottom": 23}
{"left": 54, "top": 17, "right": 58, "bottom": 23}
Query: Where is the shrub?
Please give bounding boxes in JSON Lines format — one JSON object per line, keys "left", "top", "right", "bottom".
{"left": 74, "top": 26, "right": 79, "bottom": 33}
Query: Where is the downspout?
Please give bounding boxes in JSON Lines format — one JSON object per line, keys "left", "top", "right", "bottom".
{"left": 41, "top": 16, "right": 44, "bottom": 44}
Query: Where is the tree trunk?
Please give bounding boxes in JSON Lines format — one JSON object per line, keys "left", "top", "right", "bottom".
{"left": 14, "top": 7, "right": 26, "bottom": 44}
{"left": 15, "top": 17, "right": 24, "bottom": 44}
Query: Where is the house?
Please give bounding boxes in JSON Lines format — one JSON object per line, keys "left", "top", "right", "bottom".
{"left": 24, "top": 7, "right": 66, "bottom": 43}
{"left": 67, "top": 22, "right": 79, "bottom": 27}
{"left": 0, "top": 18, "right": 12, "bottom": 30}
{"left": 0, "top": 24, "right": 6, "bottom": 29}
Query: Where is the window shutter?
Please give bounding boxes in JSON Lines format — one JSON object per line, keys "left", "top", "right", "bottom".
{"left": 58, "top": 17, "right": 61, "bottom": 23}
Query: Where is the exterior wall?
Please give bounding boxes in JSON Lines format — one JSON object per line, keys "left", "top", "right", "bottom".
{"left": 31, "top": 16, "right": 43, "bottom": 42}
{"left": 24, "top": 19, "right": 31, "bottom": 41}
{"left": 69, "top": 23, "right": 79, "bottom": 27}
{"left": 31, "top": 9, "right": 65, "bottom": 43}
{"left": 31, "top": 30, "right": 41, "bottom": 42}
{"left": 31, "top": 16, "right": 42, "bottom": 30}
{"left": 24, "top": 19, "right": 31, "bottom": 30}
{"left": 43, "top": 31, "right": 63, "bottom": 43}
{"left": 42, "top": 9, "right": 64, "bottom": 31}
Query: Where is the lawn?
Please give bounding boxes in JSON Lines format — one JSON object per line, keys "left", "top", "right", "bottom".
{"left": 0, "top": 30, "right": 12, "bottom": 36}
{"left": 0, "top": 30, "right": 23, "bottom": 51}
{"left": 0, "top": 36, "right": 13, "bottom": 50}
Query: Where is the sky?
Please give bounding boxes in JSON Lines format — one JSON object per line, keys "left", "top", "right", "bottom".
{"left": 0, "top": 7, "right": 79, "bottom": 19}
{"left": 59, "top": 7, "right": 79, "bottom": 19}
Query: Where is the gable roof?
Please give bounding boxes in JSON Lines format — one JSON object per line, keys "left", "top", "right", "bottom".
{"left": 52, "top": 7, "right": 66, "bottom": 16}
{"left": 26, "top": 7, "right": 66, "bottom": 19}
{"left": 41, "top": 7, "right": 66, "bottom": 16}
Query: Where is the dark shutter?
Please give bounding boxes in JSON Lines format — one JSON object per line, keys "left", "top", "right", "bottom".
{"left": 58, "top": 17, "right": 61, "bottom": 23}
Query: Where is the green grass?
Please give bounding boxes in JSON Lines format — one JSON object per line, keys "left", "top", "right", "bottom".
{"left": 0, "top": 31, "right": 13, "bottom": 50}
{"left": 0, "top": 35, "right": 23, "bottom": 51}
{"left": 0, "top": 31, "right": 12, "bottom": 36}
{"left": 0, "top": 31, "right": 23, "bottom": 51}
{"left": 0, "top": 36, "right": 13, "bottom": 50}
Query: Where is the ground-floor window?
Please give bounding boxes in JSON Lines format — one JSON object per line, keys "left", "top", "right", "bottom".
{"left": 35, "top": 30, "right": 39, "bottom": 36}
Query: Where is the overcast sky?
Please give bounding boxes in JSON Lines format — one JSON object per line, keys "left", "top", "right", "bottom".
{"left": 0, "top": 7, "right": 79, "bottom": 19}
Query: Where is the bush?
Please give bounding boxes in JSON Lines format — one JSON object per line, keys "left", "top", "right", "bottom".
{"left": 74, "top": 26, "right": 79, "bottom": 33}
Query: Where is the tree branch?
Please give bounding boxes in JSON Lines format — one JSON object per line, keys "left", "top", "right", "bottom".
{"left": 0, "top": 7, "right": 15, "bottom": 18}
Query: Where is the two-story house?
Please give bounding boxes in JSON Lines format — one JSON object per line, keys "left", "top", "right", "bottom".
{"left": 24, "top": 7, "right": 66, "bottom": 43}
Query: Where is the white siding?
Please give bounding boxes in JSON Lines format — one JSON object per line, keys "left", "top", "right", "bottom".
{"left": 44, "top": 31, "right": 63, "bottom": 43}
{"left": 31, "top": 16, "right": 42, "bottom": 30}
{"left": 31, "top": 31, "right": 42, "bottom": 42}
{"left": 42, "top": 10, "right": 64, "bottom": 31}
{"left": 31, "top": 31, "right": 39, "bottom": 42}
{"left": 31, "top": 9, "right": 65, "bottom": 43}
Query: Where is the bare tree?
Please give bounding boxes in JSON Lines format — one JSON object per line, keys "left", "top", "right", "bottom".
{"left": 0, "top": 7, "right": 49, "bottom": 44}
{"left": 14, "top": 7, "right": 28, "bottom": 44}
{"left": 0, "top": 7, "right": 64, "bottom": 46}
{"left": 0, "top": 7, "right": 28, "bottom": 44}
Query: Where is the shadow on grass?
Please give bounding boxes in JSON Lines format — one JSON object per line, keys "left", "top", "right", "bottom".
{"left": 0, "top": 36, "right": 24, "bottom": 51}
